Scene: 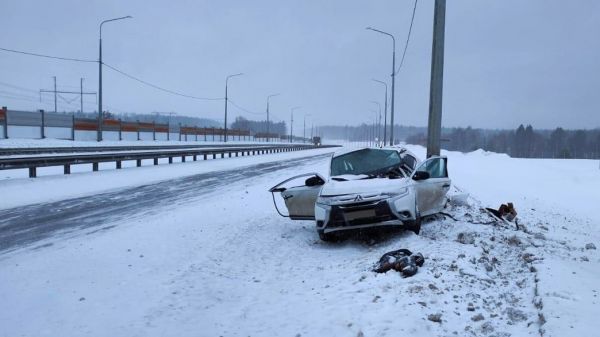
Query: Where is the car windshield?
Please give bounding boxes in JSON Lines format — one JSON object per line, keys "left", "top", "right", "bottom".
{"left": 330, "top": 149, "right": 401, "bottom": 177}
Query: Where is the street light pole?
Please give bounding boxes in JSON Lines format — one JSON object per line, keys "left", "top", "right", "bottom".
{"left": 372, "top": 79, "right": 388, "bottom": 145}
{"left": 224, "top": 73, "right": 243, "bottom": 142}
{"left": 98, "top": 15, "right": 132, "bottom": 142}
{"left": 290, "top": 106, "right": 301, "bottom": 143}
{"left": 370, "top": 101, "right": 381, "bottom": 144}
{"left": 266, "top": 93, "right": 280, "bottom": 142}
{"left": 303, "top": 113, "right": 311, "bottom": 143}
{"left": 366, "top": 27, "right": 396, "bottom": 146}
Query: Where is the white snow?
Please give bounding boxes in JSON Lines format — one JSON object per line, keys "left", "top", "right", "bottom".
{"left": 0, "top": 144, "right": 598, "bottom": 337}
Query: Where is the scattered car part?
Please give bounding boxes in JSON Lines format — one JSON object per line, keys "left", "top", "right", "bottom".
{"left": 372, "top": 248, "right": 425, "bottom": 277}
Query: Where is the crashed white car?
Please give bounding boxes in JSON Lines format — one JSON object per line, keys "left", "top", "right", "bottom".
{"left": 269, "top": 147, "right": 451, "bottom": 241}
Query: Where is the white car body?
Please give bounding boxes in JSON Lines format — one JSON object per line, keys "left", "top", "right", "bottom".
{"left": 269, "top": 147, "right": 451, "bottom": 241}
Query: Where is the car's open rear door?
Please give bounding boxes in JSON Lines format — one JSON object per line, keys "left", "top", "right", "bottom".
{"left": 268, "top": 173, "right": 325, "bottom": 220}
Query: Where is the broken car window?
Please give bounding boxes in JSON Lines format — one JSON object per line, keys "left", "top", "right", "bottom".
{"left": 330, "top": 149, "right": 401, "bottom": 177}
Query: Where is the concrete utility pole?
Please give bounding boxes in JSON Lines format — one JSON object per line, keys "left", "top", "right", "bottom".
{"left": 366, "top": 27, "right": 396, "bottom": 146}
{"left": 266, "top": 93, "right": 280, "bottom": 142}
{"left": 98, "top": 16, "right": 132, "bottom": 142}
{"left": 224, "top": 73, "right": 243, "bottom": 142}
{"left": 372, "top": 79, "right": 388, "bottom": 146}
{"left": 426, "top": 0, "right": 446, "bottom": 158}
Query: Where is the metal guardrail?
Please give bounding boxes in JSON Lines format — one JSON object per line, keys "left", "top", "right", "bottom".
{"left": 0, "top": 144, "right": 338, "bottom": 178}
{"left": 0, "top": 143, "right": 304, "bottom": 155}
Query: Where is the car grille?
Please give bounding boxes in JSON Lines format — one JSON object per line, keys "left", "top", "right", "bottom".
{"left": 327, "top": 200, "right": 397, "bottom": 227}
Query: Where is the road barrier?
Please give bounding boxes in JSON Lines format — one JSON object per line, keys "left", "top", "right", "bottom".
{"left": 0, "top": 144, "right": 298, "bottom": 156}
{"left": 0, "top": 144, "right": 338, "bottom": 178}
{"left": 0, "top": 108, "right": 280, "bottom": 142}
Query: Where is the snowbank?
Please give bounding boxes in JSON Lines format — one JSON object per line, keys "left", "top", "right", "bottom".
{"left": 0, "top": 144, "right": 598, "bottom": 337}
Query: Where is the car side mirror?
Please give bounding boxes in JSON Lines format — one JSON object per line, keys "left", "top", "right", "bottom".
{"left": 412, "top": 171, "right": 430, "bottom": 181}
{"left": 305, "top": 175, "right": 325, "bottom": 187}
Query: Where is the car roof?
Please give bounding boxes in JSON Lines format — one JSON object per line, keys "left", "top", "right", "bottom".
{"left": 332, "top": 146, "right": 418, "bottom": 160}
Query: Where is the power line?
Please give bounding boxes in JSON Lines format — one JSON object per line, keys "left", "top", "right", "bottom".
{"left": 0, "top": 81, "right": 41, "bottom": 94}
{"left": 227, "top": 99, "right": 265, "bottom": 116}
{"left": 102, "top": 62, "right": 223, "bottom": 101}
{"left": 0, "top": 47, "right": 96, "bottom": 63}
{"left": 395, "top": 0, "right": 418, "bottom": 75}
{"left": 0, "top": 47, "right": 225, "bottom": 102}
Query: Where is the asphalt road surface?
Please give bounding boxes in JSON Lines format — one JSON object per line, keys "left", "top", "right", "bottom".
{"left": 0, "top": 153, "right": 331, "bottom": 253}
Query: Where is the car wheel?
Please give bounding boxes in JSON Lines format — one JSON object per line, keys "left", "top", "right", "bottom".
{"left": 318, "top": 230, "right": 336, "bottom": 242}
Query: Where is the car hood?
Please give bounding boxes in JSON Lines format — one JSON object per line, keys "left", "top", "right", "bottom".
{"left": 320, "top": 177, "right": 409, "bottom": 197}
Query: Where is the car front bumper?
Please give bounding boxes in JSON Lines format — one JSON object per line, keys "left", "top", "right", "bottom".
{"left": 315, "top": 194, "right": 417, "bottom": 234}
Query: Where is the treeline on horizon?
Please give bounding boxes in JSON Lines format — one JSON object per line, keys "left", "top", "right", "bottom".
{"left": 316, "top": 124, "right": 600, "bottom": 159}
{"left": 230, "top": 117, "right": 287, "bottom": 136}
{"left": 418, "top": 125, "right": 600, "bottom": 159}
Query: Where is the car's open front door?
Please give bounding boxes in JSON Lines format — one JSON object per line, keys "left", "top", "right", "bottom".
{"left": 268, "top": 173, "right": 325, "bottom": 220}
{"left": 411, "top": 157, "right": 451, "bottom": 216}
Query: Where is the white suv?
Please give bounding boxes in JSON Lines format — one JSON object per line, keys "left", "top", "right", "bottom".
{"left": 269, "top": 147, "right": 451, "bottom": 241}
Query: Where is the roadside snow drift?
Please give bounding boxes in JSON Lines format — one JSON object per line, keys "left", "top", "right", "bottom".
{"left": 0, "top": 145, "right": 598, "bottom": 337}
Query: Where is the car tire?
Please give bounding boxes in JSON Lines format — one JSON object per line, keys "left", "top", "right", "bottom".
{"left": 318, "top": 230, "right": 336, "bottom": 242}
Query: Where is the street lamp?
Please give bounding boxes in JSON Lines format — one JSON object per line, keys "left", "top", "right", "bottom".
{"left": 372, "top": 79, "right": 388, "bottom": 145}
{"left": 370, "top": 101, "right": 382, "bottom": 144}
{"left": 303, "top": 113, "right": 311, "bottom": 143}
{"left": 266, "top": 93, "right": 280, "bottom": 142}
{"left": 98, "top": 15, "right": 132, "bottom": 142}
{"left": 366, "top": 27, "right": 396, "bottom": 146}
{"left": 290, "top": 106, "right": 301, "bottom": 143}
{"left": 224, "top": 73, "right": 243, "bottom": 142}
{"left": 369, "top": 111, "right": 378, "bottom": 147}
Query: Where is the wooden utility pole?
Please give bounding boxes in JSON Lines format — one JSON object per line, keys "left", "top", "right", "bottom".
{"left": 426, "top": 0, "right": 446, "bottom": 157}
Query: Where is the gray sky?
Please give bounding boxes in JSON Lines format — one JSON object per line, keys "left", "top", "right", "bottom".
{"left": 1, "top": 0, "right": 599, "bottom": 130}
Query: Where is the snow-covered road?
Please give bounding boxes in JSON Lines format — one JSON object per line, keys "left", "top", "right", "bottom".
{"left": 0, "top": 145, "right": 598, "bottom": 337}
{"left": 0, "top": 153, "right": 331, "bottom": 252}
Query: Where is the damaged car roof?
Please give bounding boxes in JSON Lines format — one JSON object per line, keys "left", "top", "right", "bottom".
{"left": 332, "top": 145, "right": 413, "bottom": 158}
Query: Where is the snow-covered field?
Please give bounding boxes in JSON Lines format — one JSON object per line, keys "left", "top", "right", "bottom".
{"left": 0, "top": 144, "right": 598, "bottom": 337}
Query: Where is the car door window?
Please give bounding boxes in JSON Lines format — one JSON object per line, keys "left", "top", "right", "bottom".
{"left": 400, "top": 154, "right": 417, "bottom": 174}
{"left": 416, "top": 158, "right": 447, "bottom": 178}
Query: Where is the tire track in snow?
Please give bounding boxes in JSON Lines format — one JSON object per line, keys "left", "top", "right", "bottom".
{"left": 0, "top": 153, "right": 332, "bottom": 253}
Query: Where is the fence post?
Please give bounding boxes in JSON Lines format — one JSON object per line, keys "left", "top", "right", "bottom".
{"left": 39, "top": 109, "right": 45, "bottom": 139}
{"left": 119, "top": 119, "right": 122, "bottom": 141}
{"left": 153, "top": 121, "right": 156, "bottom": 141}
{"left": 178, "top": 123, "right": 181, "bottom": 141}
{"left": 195, "top": 127, "right": 198, "bottom": 141}
{"left": 71, "top": 113, "right": 75, "bottom": 140}
{"left": 137, "top": 120, "right": 140, "bottom": 141}
{"left": 167, "top": 122, "right": 170, "bottom": 141}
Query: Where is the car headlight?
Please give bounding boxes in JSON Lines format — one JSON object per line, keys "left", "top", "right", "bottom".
{"left": 316, "top": 196, "right": 334, "bottom": 206}
{"left": 387, "top": 187, "right": 409, "bottom": 198}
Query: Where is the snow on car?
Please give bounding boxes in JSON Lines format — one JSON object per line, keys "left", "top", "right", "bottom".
{"left": 269, "top": 147, "right": 451, "bottom": 241}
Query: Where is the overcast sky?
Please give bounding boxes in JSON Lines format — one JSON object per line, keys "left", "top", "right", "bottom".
{"left": 1, "top": 0, "right": 599, "bottom": 130}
